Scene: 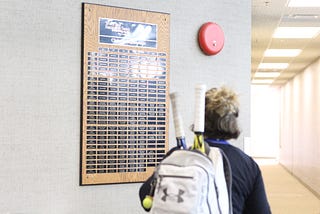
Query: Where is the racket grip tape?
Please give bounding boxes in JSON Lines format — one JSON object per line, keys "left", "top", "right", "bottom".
{"left": 193, "top": 84, "right": 206, "bottom": 133}
{"left": 170, "top": 92, "right": 185, "bottom": 138}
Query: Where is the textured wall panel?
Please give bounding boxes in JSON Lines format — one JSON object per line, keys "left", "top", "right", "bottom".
{"left": 0, "top": 0, "right": 251, "bottom": 213}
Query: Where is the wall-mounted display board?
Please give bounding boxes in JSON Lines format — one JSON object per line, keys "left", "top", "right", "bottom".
{"left": 81, "top": 3, "right": 170, "bottom": 185}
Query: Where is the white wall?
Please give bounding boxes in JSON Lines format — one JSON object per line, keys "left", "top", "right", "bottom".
{"left": 280, "top": 58, "right": 320, "bottom": 196}
{"left": 0, "top": 0, "right": 251, "bottom": 213}
{"left": 249, "top": 85, "right": 280, "bottom": 158}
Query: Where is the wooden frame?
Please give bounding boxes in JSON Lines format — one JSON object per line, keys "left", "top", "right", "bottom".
{"left": 80, "top": 3, "right": 170, "bottom": 185}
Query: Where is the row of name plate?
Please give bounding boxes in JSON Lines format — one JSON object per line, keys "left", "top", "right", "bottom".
{"left": 84, "top": 47, "right": 168, "bottom": 175}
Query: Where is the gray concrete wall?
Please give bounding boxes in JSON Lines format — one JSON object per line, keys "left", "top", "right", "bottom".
{"left": 0, "top": 0, "right": 251, "bottom": 213}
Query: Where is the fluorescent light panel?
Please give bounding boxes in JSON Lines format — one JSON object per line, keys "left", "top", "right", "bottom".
{"left": 264, "top": 49, "right": 301, "bottom": 57}
{"left": 258, "top": 63, "right": 289, "bottom": 69}
{"left": 252, "top": 79, "right": 274, "bottom": 84}
{"left": 273, "top": 27, "right": 320, "bottom": 38}
{"left": 288, "top": 0, "right": 320, "bottom": 7}
{"left": 254, "top": 72, "right": 280, "bottom": 78}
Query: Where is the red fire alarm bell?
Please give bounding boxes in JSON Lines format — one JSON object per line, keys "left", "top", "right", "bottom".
{"left": 198, "top": 22, "right": 224, "bottom": 55}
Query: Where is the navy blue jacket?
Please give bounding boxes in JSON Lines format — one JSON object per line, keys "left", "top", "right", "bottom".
{"left": 206, "top": 140, "right": 271, "bottom": 214}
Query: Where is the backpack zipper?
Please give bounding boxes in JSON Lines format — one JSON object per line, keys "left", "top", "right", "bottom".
{"left": 159, "top": 175, "right": 193, "bottom": 179}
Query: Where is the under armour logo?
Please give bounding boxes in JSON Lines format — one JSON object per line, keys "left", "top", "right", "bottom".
{"left": 161, "top": 188, "right": 185, "bottom": 203}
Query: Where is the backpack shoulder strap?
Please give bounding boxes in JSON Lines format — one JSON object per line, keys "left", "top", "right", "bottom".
{"left": 207, "top": 147, "right": 233, "bottom": 214}
{"left": 220, "top": 149, "right": 233, "bottom": 214}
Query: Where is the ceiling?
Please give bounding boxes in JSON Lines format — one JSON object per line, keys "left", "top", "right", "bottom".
{"left": 251, "top": 0, "right": 320, "bottom": 85}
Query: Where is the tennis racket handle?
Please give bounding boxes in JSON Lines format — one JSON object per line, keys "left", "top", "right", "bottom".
{"left": 170, "top": 92, "right": 185, "bottom": 138}
{"left": 176, "top": 137, "right": 187, "bottom": 149}
{"left": 194, "top": 84, "right": 206, "bottom": 133}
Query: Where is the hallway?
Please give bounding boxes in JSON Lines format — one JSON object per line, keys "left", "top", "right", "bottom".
{"left": 258, "top": 160, "right": 320, "bottom": 214}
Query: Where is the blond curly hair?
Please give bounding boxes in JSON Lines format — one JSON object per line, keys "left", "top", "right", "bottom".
{"left": 205, "top": 86, "right": 239, "bottom": 117}
{"left": 204, "top": 86, "right": 240, "bottom": 140}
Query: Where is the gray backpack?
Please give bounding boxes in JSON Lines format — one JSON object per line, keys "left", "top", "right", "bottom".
{"left": 149, "top": 146, "right": 232, "bottom": 214}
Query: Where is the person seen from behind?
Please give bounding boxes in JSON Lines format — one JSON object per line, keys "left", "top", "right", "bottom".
{"left": 204, "top": 86, "right": 271, "bottom": 214}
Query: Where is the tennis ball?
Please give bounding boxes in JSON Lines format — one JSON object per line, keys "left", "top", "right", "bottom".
{"left": 142, "top": 196, "right": 153, "bottom": 209}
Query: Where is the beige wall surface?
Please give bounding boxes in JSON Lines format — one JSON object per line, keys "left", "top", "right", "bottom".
{"left": 280, "top": 58, "right": 320, "bottom": 197}
{"left": 0, "top": 0, "right": 251, "bottom": 213}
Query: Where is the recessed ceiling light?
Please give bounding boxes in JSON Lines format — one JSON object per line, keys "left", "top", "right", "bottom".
{"left": 254, "top": 72, "right": 280, "bottom": 78}
{"left": 252, "top": 79, "right": 274, "bottom": 84}
{"left": 290, "top": 14, "right": 319, "bottom": 19}
{"left": 258, "top": 63, "right": 289, "bottom": 69}
{"left": 264, "top": 49, "right": 302, "bottom": 57}
{"left": 288, "top": 0, "right": 320, "bottom": 7}
{"left": 273, "top": 27, "right": 320, "bottom": 38}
